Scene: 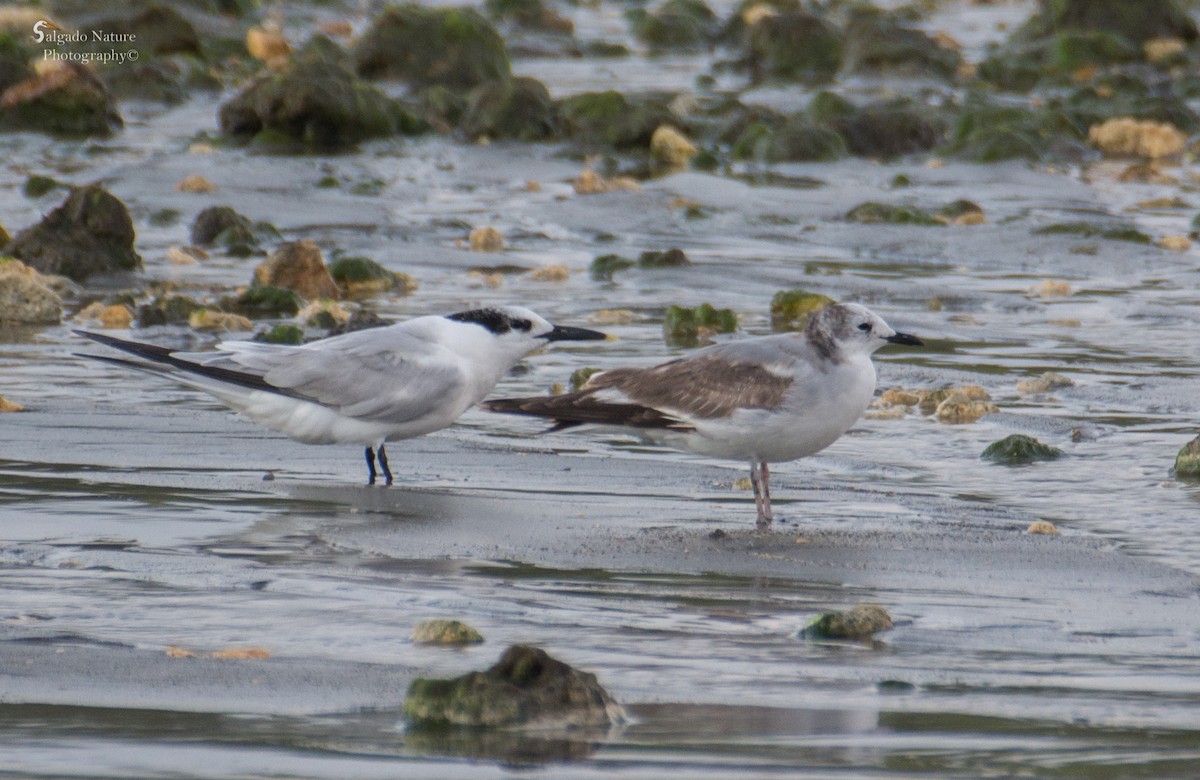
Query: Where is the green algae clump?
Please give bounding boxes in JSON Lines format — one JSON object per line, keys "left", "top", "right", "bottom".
{"left": 770, "top": 289, "right": 835, "bottom": 332}
{"left": 1174, "top": 435, "right": 1200, "bottom": 480}
{"left": 802, "top": 604, "right": 893, "bottom": 639}
{"left": 981, "top": 434, "right": 1064, "bottom": 465}
{"left": 663, "top": 303, "right": 737, "bottom": 346}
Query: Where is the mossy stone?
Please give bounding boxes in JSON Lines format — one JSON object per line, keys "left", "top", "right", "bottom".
{"left": 256, "top": 323, "right": 305, "bottom": 345}
{"left": 981, "top": 434, "right": 1064, "bottom": 465}
{"left": 984, "top": 432, "right": 1060, "bottom": 460}
{"left": 403, "top": 644, "right": 621, "bottom": 729}
{"left": 842, "top": 13, "right": 961, "bottom": 80}
{"left": 137, "top": 294, "right": 203, "bottom": 327}
{"left": 1032, "top": 222, "right": 1151, "bottom": 244}
{"left": 807, "top": 91, "right": 855, "bottom": 123}
{"left": 329, "top": 255, "right": 413, "bottom": 298}
{"left": 7, "top": 184, "right": 140, "bottom": 282}
{"left": 801, "top": 604, "right": 893, "bottom": 639}
{"left": 663, "top": 303, "right": 737, "bottom": 346}
{"left": 1026, "top": 0, "right": 1197, "bottom": 47}
{"left": 764, "top": 118, "right": 846, "bottom": 162}
{"left": 1174, "top": 435, "right": 1200, "bottom": 479}
{"left": 770, "top": 288, "right": 835, "bottom": 331}
{"left": 845, "top": 202, "right": 943, "bottom": 226}
{"left": 0, "top": 31, "right": 34, "bottom": 94}
{"left": 222, "top": 286, "right": 303, "bottom": 318}
{"left": 354, "top": 4, "right": 511, "bottom": 90}
{"left": 558, "top": 90, "right": 675, "bottom": 149}
{"left": 220, "top": 36, "right": 422, "bottom": 151}
{"left": 23, "top": 175, "right": 59, "bottom": 199}
{"left": 97, "top": 4, "right": 202, "bottom": 57}
{"left": 412, "top": 619, "right": 484, "bottom": 646}
{"left": 637, "top": 248, "right": 691, "bottom": 268}
{"left": 743, "top": 11, "right": 842, "bottom": 83}
{"left": 629, "top": 0, "right": 717, "bottom": 52}
{"left": 590, "top": 253, "right": 634, "bottom": 281}
{"left": 570, "top": 367, "right": 601, "bottom": 391}
{"left": 461, "top": 76, "right": 558, "bottom": 141}
{"left": 0, "top": 69, "right": 123, "bottom": 137}
{"left": 191, "top": 206, "right": 257, "bottom": 250}
{"left": 828, "top": 100, "right": 945, "bottom": 159}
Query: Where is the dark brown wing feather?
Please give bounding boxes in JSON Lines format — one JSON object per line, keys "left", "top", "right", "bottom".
{"left": 483, "top": 353, "right": 792, "bottom": 431}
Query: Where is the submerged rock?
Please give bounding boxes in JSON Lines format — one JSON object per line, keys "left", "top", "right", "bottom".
{"left": 404, "top": 644, "right": 624, "bottom": 729}
{"left": 253, "top": 240, "right": 340, "bottom": 301}
{"left": 638, "top": 248, "right": 691, "bottom": 268}
{"left": 935, "top": 391, "right": 998, "bottom": 424}
{"left": 0, "top": 259, "right": 63, "bottom": 324}
{"left": 590, "top": 254, "right": 634, "bottom": 281}
{"left": 845, "top": 201, "right": 942, "bottom": 227}
{"left": 469, "top": 226, "right": 505, "bottom": 252}
{"left": 558, "top": 90, "right": 675, "bottom": 149}
{"left": 7, "top": 184, "right": 139, "bottom": 282}
{"left": 355, "top": 4, "right": 510, "bottom": 89}
{"left": 329, "top": 256, "right": 415, "bottom": 299}
{"left": 1016, "top": 372, "right": 1074, "bottom": 395}
{"left": 982, "top": 434, "right": 1064, "bottom": 465}
{"left": 763, "top": 116, "right": 845, "bottom": 162}
{"left": 801, "top": 604, "right": 893, "bottom": 640}
{"left": 412, "top": 619, "right": 485, "bottom": 646}
{"left": 137, "top": 294, "right": 203, "bottom": 327}
{"left": 770, "top": 288, "right": 834, "bottom": 331}
{"left": 461, "top": 76, "right": 558, "bottom": 141}
{"left": 0, "top": 61, "right": 122, "bottom": 137}
{"left": 828, "top": 100, "right": 945, "bottom": 159}
{"left": 1027, "top": 520, "right": 1061, "bottom": 535}
{"left": 1174, "top": 435, "right": 1200, "bottom": 480}
{"left": 190, "top": 206, "right": 280, "bottom": 256}
{"left": 220, "top": 37, "right": 422, "bottom": 151}
{"left": 739, "top": 11, "right": 842, "bottom": 83}
{"left": 663, "top": 302, "right": 737, "bottom": 346}
{"left": 569, "top": 367, "right": 601, "bottom": 391}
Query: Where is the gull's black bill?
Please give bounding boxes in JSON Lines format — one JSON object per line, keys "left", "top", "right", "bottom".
{"left": 885, "top": 332, "right": 924, "bottom": 346}
{"left": 543, "top": 324, "right": 609, "bottom": 342}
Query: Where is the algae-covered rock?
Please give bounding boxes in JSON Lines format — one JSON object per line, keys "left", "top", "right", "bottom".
{"left": 801, "top": 604, "right": 893, "bottom": 639}
{"left": 589, "top": 254, "right": 634, "bottom": 281}
{"left": 769, "top": 288, "right": 834, "bottom": 331}
{"left": 638, "top": 248, "right": 691, "bottom": 268}
{"left": 1173, "top": 435, "right": 1200, "bottom": 480}
{"left": 945, "top": 100, "right": 1059, "bottom": 162}
{"left": 628, "top": 0, "right": 718, "bottom": 52}
{"left": 570, "top": 367, "right": 601, "bottom": 391}
{"left": 558, "top": 90, "right": 675, "bottom": 149}
{"left": 0, "top": 259, "right": 63, "bottom": 324}
{"left": 329, "top": 256, "right": 415, "bottom": 298}
{"left": 764, "top": 116, "right": 846, "bottom": 162}
{"left": 255, "top": 323, "right": 305, "bottom": 345}
{"left": 1027, "top": 520, "right": 1061, "bottom": 535}
{"left": 663, "top": 302, "right": 736, "bottom": 346}
{"left": 222, "top": 285, "right": 303, "bottom": 319}
{"left": 460, "top": 76, "right": 558, "bottom": 141}
{"left": 137, "top": 294, "right": 203, "bottom": 327}
{"left": 982, "top": 434, "right": 1064, "bottom": 465}
{"left": 841, "top": 12, "right": 961, "bottom": 80}
{"left": 253, "top": 240, "right": 340, "bottom": 301}
{"left": 7, "top": 184, "right": 140, "bottom": 282}
{"left": 97, "top": 4, "right": 201, "bottom": 57}
{"left": 936, "top": 199, "right": 986, "bottom": 226}
{"left": 23, "top": 175, "right": 59, "bottom": 199}
{"left": 0, "top": 30, "right": 34, "bottom": 94}
{"left": 741, "top": 11, "right": 842, "bottom": 83}
{"left": 190, "top": 206, "right": 280, "bottom": 256}
{"left": 1033, "top": 221, "right": 1152, "bottom": 244}
{"left": 829, "top": 100, "right": 945, "bottom": 159}
{"left": 936, "top": 390, "right": 998, "bottom": 424}
{"left": 0, "top": 62, "right": 123, "bottom": 137}
{"left": 486, "top": 0, "right": 573, "bottom": 33}
{"left": 189, "top": 309, "right": 253, "bottom": 332}
{"left": 403, "top": 644, "right": 624, "bottom": 729}
{"left": 1025, "top": 0, "right": 1196, "bottom": 48}
{"left": 845, "top": 201, "right": 942, "bottom": 227}
{"left": 220, "top": 37, "right": 423, "bottom": 151}
{"left": 412, "top": 619, "right": 485, "bottom": 646}
{"left": 354, "top": 4, "right": 510, "bottom": 89}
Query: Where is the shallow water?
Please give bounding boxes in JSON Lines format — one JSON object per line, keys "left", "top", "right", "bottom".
{"left": 4, "top": 0, "right": 1200, "bottom": 777}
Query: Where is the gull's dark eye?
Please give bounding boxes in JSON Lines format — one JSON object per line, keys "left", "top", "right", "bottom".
{"left": 857, "top": 322, "right": 871, "bottom": 332}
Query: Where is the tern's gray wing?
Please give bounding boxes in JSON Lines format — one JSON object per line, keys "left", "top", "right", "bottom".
{"left": 177, "top": 330, "right": 468, "bottom": 424}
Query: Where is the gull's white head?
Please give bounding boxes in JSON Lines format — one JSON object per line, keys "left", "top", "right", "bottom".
{"left": 806, "top": 303, "right": 923, "bottom": 359}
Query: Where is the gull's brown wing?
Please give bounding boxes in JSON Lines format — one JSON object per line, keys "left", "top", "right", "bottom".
{"left": 484, "top": 352, "right": 793, "bottom": 431}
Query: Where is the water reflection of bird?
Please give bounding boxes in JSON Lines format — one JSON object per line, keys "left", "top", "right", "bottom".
{"left": 76, "top": 307, "right": 607, "bottom": 485}
{"left": 485, "top": 303, "right": 922, "bottom": 528}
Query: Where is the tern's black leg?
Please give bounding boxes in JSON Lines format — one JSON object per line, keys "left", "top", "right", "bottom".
{"left": 365, "top": 446, "right": 377, "bottom": 486}
{"left": 377, "top": 444, "right": 393, "bottom": 486}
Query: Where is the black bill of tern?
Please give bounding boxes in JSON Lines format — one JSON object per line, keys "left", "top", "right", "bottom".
{"left": 484, "top": 303, "right": 923, "bottom": 528}
{"left": 76, "top": 306, "right": 608, "bottom": 485}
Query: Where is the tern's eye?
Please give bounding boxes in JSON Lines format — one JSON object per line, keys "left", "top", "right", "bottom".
{"left": 857, "top": 323, "right": 871, "bottom": 332}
